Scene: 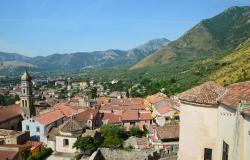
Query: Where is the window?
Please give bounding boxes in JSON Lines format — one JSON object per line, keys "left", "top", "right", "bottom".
{"left": 26, "top": 125, "right": 29, "bottom": 131}
{"left": 204, "top": 148, "right": 212, "bottom": 160}
{"left": 23, "top": 89, "right": 26, "bottom": 94}
{"left": 36, "top": 127, "right": 40, "bottom": 132}
{"left": 22, "top": 100, "right": 24, "bottom": 107}
{"left": 222, "top": 141, "right": 229, "bottom": 160}
{"left": 63, "top": 139, "right": 69, "bottom": 147}
{"left": 25, "top": 100, "right": 27, "bottom": 107}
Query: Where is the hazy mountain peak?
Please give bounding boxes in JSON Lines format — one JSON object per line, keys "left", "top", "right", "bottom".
{"left": 132, "top": 6, "right": 250, "bottom": 69}
{"left": 0, "top": 38, "right": 169, "bottom": 72}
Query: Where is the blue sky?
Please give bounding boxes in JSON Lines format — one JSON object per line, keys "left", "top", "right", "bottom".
{"left": 0, "top": 0, "right": 249, "bottom": 56}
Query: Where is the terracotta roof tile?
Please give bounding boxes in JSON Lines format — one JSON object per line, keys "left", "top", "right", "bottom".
{"left": 60, "top": 119, "right": 84, "bottom": 134}
{"left": 220, "top": 81, "right": 250, "bottom": 109}
{"left": 156, "top": 106, "right": 173, "bottom": 114}
{"left": 52, "top": 102, "right": 78, "bottom": 117}
{"left": 121, "top": 110, "right": 139, "bottom": 121}
{"left": 74, "top": 109, "right": 99, "bottom": 123}
{"left": 0, "top": 104, "right": 21, "bottom": 123}
{"left": 110, "top": 98, "right": 144, "bottom": 106}
{"left": 177, "top": 81, "right": 226, "bottom": 105}
{"left": 156, "top": 125, "right": 179, "bottom": 140}
{"left": 33, "top": 110, "right": 64, "bottom": 126}
{"left": 139, "top": 112, "right": 153, "bottom": 120}
{"left": 146, "top": 93, "right": 167, "bottom": 104}
{"left": 102, "top": 113, "right": 121, "bottom": 124}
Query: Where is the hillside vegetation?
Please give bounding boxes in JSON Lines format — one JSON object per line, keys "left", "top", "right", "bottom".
{"left": 207, "top": 39, "right": 250, "bottom": 85}
{"left": 132, "top": 6, "right": 250, "bottom": 69}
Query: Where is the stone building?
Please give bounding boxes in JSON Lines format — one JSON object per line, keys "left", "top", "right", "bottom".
{"left": 0, "top": 104, "right": 22, "bottom": 130}
{"left": 0, "top": 129, "right": 29, "bottom": 145}
{"left": 0, "top": 70, "right": 36, "bottom": 131}
{"left": 20, "top": 69, "right": 36, "bottom": 119}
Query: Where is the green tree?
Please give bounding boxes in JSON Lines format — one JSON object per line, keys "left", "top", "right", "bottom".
{"left": 73, "top": 136, "right": 99, "bottom": 155}
{"left": 100, "top": 124, "right": 127, "bottom": 139}
{"left": 102, "top": 135, "right": 123, "bottom": 149}
{"left": 129, "top": 126, "right": 146, "bottom": 138}
{"left": 27, "top": 147, "right": 53, "bottom": 160}
{"left": 100, "top": 124, "right": 127, "bottom": 149}
{"left": 91, "top": 87, "right": 98, "bottom": 98}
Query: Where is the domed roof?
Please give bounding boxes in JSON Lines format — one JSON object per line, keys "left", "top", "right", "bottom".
{"left": 21, "top": 69, "right": 32, "bottom": 81}
{"left": 60, "top": 119, "right": 85, "bottom": 134}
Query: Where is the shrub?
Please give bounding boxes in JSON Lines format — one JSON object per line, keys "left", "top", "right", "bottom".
{"left": 102, "top": 135, "right": 123, "bottom": 149}
{"left": 73, "top": 136, "right": 99, "bottom": 155}
{"left": 27, "top": 147, "right": 53, "bottom": 160}
{"left": 129, "top": 126, "right": 146, "bottom": 138}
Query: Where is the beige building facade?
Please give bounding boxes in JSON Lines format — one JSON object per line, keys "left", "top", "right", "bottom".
{"left": 178, "top": 81, "right": 250, "bottom": 160}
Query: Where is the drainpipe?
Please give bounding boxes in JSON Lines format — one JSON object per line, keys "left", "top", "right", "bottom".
{"left": 232, "top": 101, "right": 250, "bottom": 160}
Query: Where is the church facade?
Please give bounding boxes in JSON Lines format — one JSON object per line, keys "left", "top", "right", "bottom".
{"left": 0, "top": 69, "right": 35, "bottom": 130}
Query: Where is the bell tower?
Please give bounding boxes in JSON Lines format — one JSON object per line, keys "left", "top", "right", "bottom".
{"left": 20, "top": 69, "right": 35, "bottom": 119}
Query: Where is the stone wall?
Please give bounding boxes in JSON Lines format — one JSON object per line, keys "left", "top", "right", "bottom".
{"left": 87, "top": 148, "right": 178, "bottom": 160}
{"left": 88, "top": 148, "right": 160, "bottom": 160}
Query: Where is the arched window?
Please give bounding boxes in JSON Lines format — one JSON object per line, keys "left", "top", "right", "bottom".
{"left": 63, "top": 139, "right": 69, "bottom": 147}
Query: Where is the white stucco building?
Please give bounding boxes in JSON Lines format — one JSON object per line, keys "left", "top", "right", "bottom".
{"left": 217, "top": 81, "right": 250, "bottom": 160}
{"left": 55, "top": 119, "right": 85, "bottom": 153}
{"left": 177, "top": 81, "right": 250, "bottom": 160}
{"left": 178, "top": 81, "right": 225, "bottom": 160}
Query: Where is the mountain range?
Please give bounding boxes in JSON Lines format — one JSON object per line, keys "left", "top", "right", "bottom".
{"left": 132, "top": 6, "right": 250, "bottom": 69}
{"left": 89, "top": 6, "right": 250, "bottom": 95}
{"left": 1, "top": 5, "right": 250, "bottom": 93}
{"left": 0, "top": 38, "right": 169, "bottom": 72}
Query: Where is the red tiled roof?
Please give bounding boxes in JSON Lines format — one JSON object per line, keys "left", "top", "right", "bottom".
{"left": 33, "top": 110, "right": 64, "bottom": 126}
{"left": 146, "top": 93, "right": 167, "bottom": 104}
{"left": 177, "top": 81, "right": 226, "bottom": 105}
{"left": 220, "top": 81, "right": 250, "bottom": 109}
{"left": 52, "top": 102, "right": 78, "bottom": 117}
{"left": 121, "top": 110, "right": 139, "bottom": 121}
{"left": 0, "top": 150, "right": 18, "bottom": 159}
{"left": 0, "top": 104, "right": 21, "bottom": 123}
{"left": 139, "top": 112, "right": 153, "bottom": 120}
{"left": 102, "top": 113, "right": 121, "bottom": 124}
{"left": 156, "top": 106, "right": 173, "bottom": 114}
{"left": 110, "top": 98, "right": 144, "bottom": 106}
{"left": 74, "top": 109, "right": 99, "bottom": 123}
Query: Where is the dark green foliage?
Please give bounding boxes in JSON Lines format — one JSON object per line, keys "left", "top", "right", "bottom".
{"left": 90, "top": 87, "right": 97, "bottom": 98}
{"left": 27, "top": 147, "right": 53, "bottom": 160}
{"left": 73, "top": 136, "right": 99, "bottom": 155}
{"left": 102, "top": 135, "right": 124, "bottom": 149}
{"left": 129, "top": 126, "right": 146, "bottom": 138}
{"left": 75, "top": 154, "right": 82, "bottom": 160}
{"left": 100, "top": 125, "right": 127, "bottom": 149}
{"left": 0, "top": 94, "right": 19, "bottom": 106}
{"left": 100, "top": 124, "right": 127, "bottom": 139}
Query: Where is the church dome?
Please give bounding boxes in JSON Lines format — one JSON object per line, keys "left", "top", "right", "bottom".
{"left": 21, "top": 69, "right": 32, "bottom": 81}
